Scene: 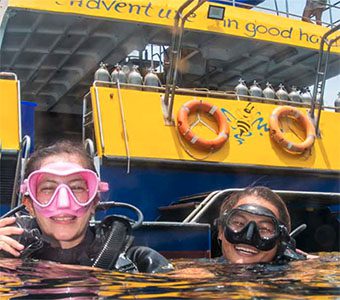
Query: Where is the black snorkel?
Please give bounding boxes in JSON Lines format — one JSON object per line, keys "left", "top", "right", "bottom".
{"left": 275, "top": 224, "right": 307, "bottom": 262}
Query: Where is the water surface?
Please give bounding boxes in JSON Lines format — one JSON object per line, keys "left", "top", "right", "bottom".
{"left": 0, "top": 253, "right": 339, "bottom": 299}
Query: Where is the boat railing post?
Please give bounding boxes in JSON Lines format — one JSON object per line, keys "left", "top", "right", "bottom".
{"left": 285, "top": 0, "right": 289, "bottom": 18}
{"left": 166, "top": 0, "right": 208, "bottom": 123}
{"left": 164, "top": 0, "right": 193, "bottom": 108}
{"left": 274, "top": 0, "right": 279, "bottom": 16}
{"left": 93, "top": 81, "right": 105, "bottom": 154}
{"left": 328, "top": 0, "right": 333, "bottom": 27}
{"left": 183, "top": 190, "right": 221, "bottom": 223}
{"left": 326, "top": 1, "right": 340, "bottom": 28}
{"left": 10, "top": 135, "right": 31, "bottom": 208}
{"left": 82, "top": 95, "right": 87, "bottom": 143}
{"left": 184, "top": 188, "right": 243, "bottom": 224}
{"left": 315, "top": 36, "right": 340, "bottom": 136}
{"left": 310, "top": 24, "right": 340, "bottom": 136}
{"left": 190, "top": 190, "right": 230, "bottom": 223}
{"left": 84, "top": 138, "right": 95, "bottom": 159}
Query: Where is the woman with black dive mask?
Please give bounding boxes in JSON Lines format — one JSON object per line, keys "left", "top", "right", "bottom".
{"left": 217, "top": 187, "right": 306, "bottom": 264}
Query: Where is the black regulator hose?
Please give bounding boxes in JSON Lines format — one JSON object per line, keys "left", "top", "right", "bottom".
{"left": 0, "top": 204, "right": 25, "bottom": 219}
{"left": 290, "top": 224, "right": 307, "bottom": 238}
{"left": 96, "top": 201, "right": 144, "bottom": 229}
{"left": 92, "top": 202, "right": 144, "bottom": 270}
{"left": 92, "top": 216, "right": 132, "bottom": 270}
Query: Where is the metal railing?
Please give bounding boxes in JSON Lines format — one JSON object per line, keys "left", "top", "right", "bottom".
{"left": 184, "top": 188, "right": 340, "bottom": 224}
{"left": 310, "top": 23, "right": 340, "bottom": 137}
{"left": 213, "top": 0, "right": 339, "bottom": 28}
{"left": 10, "top": 135, "right": 31, "bottom": 209}
{"left": 164, "top": 0, "right": 208, "bottom": 122}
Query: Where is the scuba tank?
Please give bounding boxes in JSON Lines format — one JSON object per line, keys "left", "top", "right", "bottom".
{"left": 288, "top": 86, "right": 302, "bottom": 102}
{"left": 263, "top": 82, "right": 275, "bottom": 99}
{"left": 128, "top": 65, "right": 143, "bottom": 85}
{"left": 335, "top": 92, "right": 340, "bottom": 112}
{"left": 144, "top": 69, "right": 161, "bottom": 87}
{"left": 276, "top": 84, "right": 289, "bottom": 101}
{"left": 111, "top": 64, "right": 127, "bottom": 83}
{"left": 235, "top": 78, "right": 248, "bottom": 100}
{"left": 249, "top": 80, "right": 263, "bottom": 98}
{"left": 94, "top": 62, "right": 111, "bottom": 82}
{"left": 300, "top": 87, "right": 312, "bottom": 103}
{"left": 316, "top": 93, "right": 322, "bottom": 103}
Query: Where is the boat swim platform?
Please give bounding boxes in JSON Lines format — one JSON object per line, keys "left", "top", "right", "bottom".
{"left": 0, "top": 0, "right": 339, "bottom": 114}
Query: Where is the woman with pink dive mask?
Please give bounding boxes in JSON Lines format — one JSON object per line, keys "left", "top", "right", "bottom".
{"left": 0, "top": 141, "right": 173, "bottom": 273}
{"left": 21, "top": 161, "right": 109, "bottom": 219}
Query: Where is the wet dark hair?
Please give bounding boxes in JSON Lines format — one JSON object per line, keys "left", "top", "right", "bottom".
{"left": 24, "top": 140, "right": 96, "bottom": 178}
{"left": 218, "top": 186, "right": 291, "bottom": 232}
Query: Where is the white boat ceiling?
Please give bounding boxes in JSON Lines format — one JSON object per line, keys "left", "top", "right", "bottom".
{"left": 0, "top": 8, "right": 339, "bottom": 114}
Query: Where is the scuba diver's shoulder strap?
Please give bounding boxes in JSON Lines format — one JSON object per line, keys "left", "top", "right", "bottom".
{"left": 91, "top": 215, "right": 138, "bottom": 272}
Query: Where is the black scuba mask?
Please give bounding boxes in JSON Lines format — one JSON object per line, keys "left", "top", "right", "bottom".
{"left": 221, "top": 204, "right": 287, "bottom": 251}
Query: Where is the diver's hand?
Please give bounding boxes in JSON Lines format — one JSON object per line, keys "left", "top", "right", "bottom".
{"left": 296, "top": 248, "right": 319, "bottom": 259}
{"left": 0, "top": 217, "right": 25, "bottom": 257}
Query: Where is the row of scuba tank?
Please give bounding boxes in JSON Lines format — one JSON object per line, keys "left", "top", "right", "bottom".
{"left": 235, "top": 79, "right": 316, "bottom": 103}
{"left": 236, "top": 79, "right": 340, "bottom": 111}
{"left": 94, "top": 64, "right": 340, "bottom": 111}
{"left": 94, "top": 63, "right": 161, "bottom": 87}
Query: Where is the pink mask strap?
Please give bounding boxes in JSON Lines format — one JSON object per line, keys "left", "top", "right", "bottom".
{"left": 20, "top": 180, "right": 28, "bottom": 194}
{"left": 98, "top": 182, "right": 109, "bottom": 192}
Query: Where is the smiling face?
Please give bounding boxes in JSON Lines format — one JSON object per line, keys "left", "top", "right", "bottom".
{"left": 218, "top": 195, "right": 280, "bottom": 264}
{"left": 23, "top": 153, "right": 97, "bottom": 249}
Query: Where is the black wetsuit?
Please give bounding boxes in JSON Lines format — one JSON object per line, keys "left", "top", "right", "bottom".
{"left": 0, "top": 216, "right": 173, "bottom": 274}
{"left": 32, "top": 228, "right": 173, "bottom": 273}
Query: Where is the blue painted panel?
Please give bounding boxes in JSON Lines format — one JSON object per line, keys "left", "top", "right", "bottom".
{"left": 133, "top": 223, "right": 211, "bottom": 252}
{"left": 21, "top": 101, "right": 36, "bottom": 152}
{"left": 0, "top": 204, "right": 11, "bottom": 216}
{"left": 327, "top": 204, "right": 340, "bottom": 222}
{"left": 100, "top": 163, "right": 340, "bottom": 221}
{"left": 327, "top": 204, "right": 340, "bottom": 213}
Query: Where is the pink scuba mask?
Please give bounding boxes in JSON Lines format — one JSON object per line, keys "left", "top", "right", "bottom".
{"left": 20, "top": 162, "right": 109, "bottom": 218}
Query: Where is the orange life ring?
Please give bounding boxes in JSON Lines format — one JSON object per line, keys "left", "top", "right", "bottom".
{"left": 177, "top": 100, "right": 229, "bottom": 151}
{"left": 269, "top": 106, "right": 316, "bottom": 153}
